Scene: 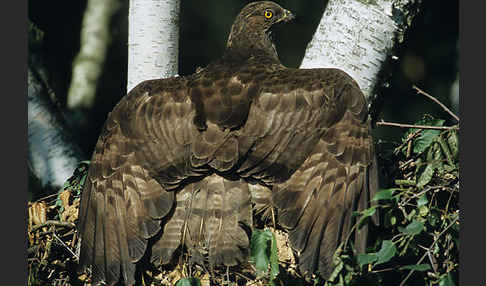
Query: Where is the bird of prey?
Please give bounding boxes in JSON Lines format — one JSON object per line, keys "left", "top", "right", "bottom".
{"left": 77, "top": 1, "right": 378, "bottom": 285}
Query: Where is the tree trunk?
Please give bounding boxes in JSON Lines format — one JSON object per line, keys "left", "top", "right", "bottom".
{"left": 300, "top": 0, "right": 421, "bottom": 251}
{"left": 28, "top": 22, "right": 86, "bottom": 193}
{"left": 127, "top": 0, "right": 180, "bottom": 91}
{"left": 28, "top": 67, "right": 85, "bottom": 191}
{"left": 301, "top": 0, "right": 421, "bottom": 101}
{"left": 67, "top": 0, "right": 122, "bottom": 109}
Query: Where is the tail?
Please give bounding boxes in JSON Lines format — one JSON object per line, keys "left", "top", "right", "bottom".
{"left": 151, "top": 174, "right": 253, "bottom": 267}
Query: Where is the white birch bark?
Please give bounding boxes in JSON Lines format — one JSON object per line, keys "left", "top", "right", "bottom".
{"left": 67, "top": 0, "right": 122, "bottom": 109}
{"left": 301, "top": 0, "right": 419, "bottom": 101}
{"left": 28, "top": 67, "right": 85, "bottom": 189}
{"left": 127, "top": 0, "right": 180, "bottom": 91}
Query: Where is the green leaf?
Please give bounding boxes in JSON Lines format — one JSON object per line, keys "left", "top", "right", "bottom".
{"left": 405, "top": 209, "right": 416, "bottom": 221}
{"left": 356, "top": 206, "right": 377, "bottom": 228}
{"left": 372, "top": 189, "right": 395, "bottom": 201}
{"left": 175, "top": 278, "right": 202, "bottom": 286}
{"left": 417, "top": 163, "right": 436, "bottom": 188}
{"left": 269, "top": 230, "right": 279, "bottom": 280}
{"left": 357, "top": 253, "right": 378, "bottom": 267}
{"left": 408, "top": 116, "right": 444, "bottom": 154}
{"left": 399, "top": 220, "right": 424, "bottom": 235}
{"left": 361, "top": 206, "right": 377, "bottom": 218}
{"left": 375, "top": 240, "right": 396, "bottom": 265}
{"left": 413, "top": 130, "right": 442, "bottom": 154}
{"left": 417, "top": 194, "right": 428, "bottom": 206}
{"left": 428, "top": 212, "right": 439, "bottom": 227}
{"left": 251, "top": 229, "right": 270, "bottom": 276}
{"left": 439, "top": 273, "right": 456, "bottom": 286}
{"left": 418, "top": 205, "right": 429, "bottom": 217}
{"left": 250, "top": 229, "right": 279, "bottom": 280}
{"left": 437, "top": 135, "right": 454, "bottom": 167}
{"left": 447, "top": 130, "right": 459, "bottom": 159}
{"left": 385, "top": 210, "right": 397, "bottom": 226}
{"left": 399, "top": 264, "right": 431, "bottom": 271}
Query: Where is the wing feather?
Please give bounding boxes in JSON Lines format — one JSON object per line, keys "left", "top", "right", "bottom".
{"left": 240, "top": 68, "right": 377, "bottom": 280}
{"left": 78, "top": 78, "right": 197, "bottom": 285}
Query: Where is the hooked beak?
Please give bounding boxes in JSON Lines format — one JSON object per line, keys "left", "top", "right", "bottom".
{"left": 281, "top": 9, "right": 295, "bottom": 23}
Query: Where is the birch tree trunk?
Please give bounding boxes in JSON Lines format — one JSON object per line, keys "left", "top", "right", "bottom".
{"left": 299, "top": 0, "right": 421, "bottom": 247}
{"left": 301, "top": 0, "right": 420, "bottom": 101}
{"left": 67, "top": 0, "right": 122, "bottom": 109}
{"left": 127, "top": 0, "right": 180, "bottom": 91}
{"left": 28, "top": 22, "right": 85, "bottom": 192}
{"left": 28, "top": 67, "right": 85, "bottom": 190}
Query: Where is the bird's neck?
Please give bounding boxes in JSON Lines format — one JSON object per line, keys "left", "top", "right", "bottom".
{"left": 224, "top": 31, "right": 280, "bottom": 63}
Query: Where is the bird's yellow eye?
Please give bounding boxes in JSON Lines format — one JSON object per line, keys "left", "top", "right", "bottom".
{"left": 264, "top": 10, "right": 273, "bottom": 19}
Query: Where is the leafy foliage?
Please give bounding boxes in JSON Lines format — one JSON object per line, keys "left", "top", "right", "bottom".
{"left": 325, "top": 115, "right": 459, "bottom": 286}
{"left": 27, "top": 162, "right": 89, "bottom": 286}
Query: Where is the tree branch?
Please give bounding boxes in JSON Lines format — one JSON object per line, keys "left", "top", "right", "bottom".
{"left": 376, "top": 120, "right": 459, "bottom": 130}
{"left": 413, "top": 85, "right": 460, "bottom": 122}
{"left": 30, "top": 220, "right": 76, "bottom": 232}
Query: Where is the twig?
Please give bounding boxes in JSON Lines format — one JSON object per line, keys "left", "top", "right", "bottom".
{"left": 401, "top": 186, "right": 432, "bottom": 206}
{"left": 413, "top": 85, "right": 460, "bottom": 122}
{"left": 52, "top": 232, "right": 79, "bottom": 260}
{"left": 234, "top": 271, "right": 255, "bottom": 285}
{"left": 31, "top": 220, "right": 76, "bottom": 232}
{"left": 399, "top": 215, "right": 459, "bottom": 286}
{"left": 271, "top": 207, "right": 276, "bottom": 229}
{"left": 395, "top": 179, "right": 416, "bottom": 186}
{"left": 371, "top": 267, "right": 395, "bottom": 273}
{"left": 376, "top": 120, "right": 459, "bottom": 130}
{"left": 34, "top": 192, "right": 60, "bottom": 203}
{"left": 417, "top": 244, "right": 439, "bottom": 274}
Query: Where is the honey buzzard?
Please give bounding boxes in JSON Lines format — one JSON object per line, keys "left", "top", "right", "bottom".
{"left": 77, "top": 1, "right": 378, "bottom": 285}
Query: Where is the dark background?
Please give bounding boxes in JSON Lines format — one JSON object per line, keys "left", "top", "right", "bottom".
{"left": 28, "top": 0, "right": 459, "bottom": 159}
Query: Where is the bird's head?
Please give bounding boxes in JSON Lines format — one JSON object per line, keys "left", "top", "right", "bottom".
{"left": 226, "top": 1, "right": 295, "bottom": 60}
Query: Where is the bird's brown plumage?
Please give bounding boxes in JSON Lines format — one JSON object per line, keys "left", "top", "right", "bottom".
{"left": 77, "top": 1, "right": 378, "bottom": 284}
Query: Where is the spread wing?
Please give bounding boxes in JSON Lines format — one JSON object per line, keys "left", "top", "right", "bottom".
{"left": 234, "top": 67, "right": 378, "bottom": 279}
{"left": 77, "top": 77, "right": 255, "bottom": 285}
{"left": 78, "top": 65, "right": 377, "bottom": 284}
{"left": 77, "top": 78, "right": 196, "bottom": 285}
